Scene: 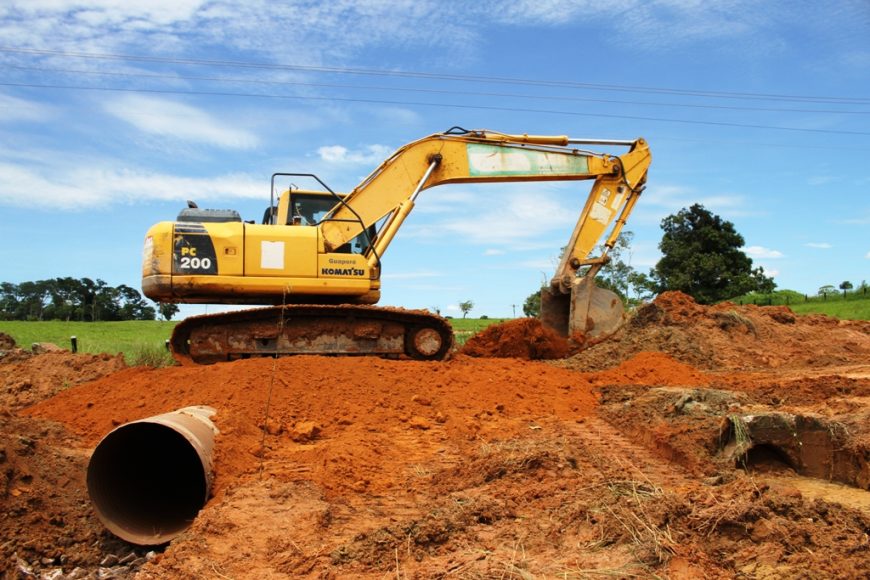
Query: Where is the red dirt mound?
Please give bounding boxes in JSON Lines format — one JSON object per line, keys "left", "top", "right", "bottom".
{"left": 563, "top": 291, "right": 870, "bottom": 372}
{"left": 459, "top": 317, "right": 572, "bottom": 359}
{"left": 588, "top": 351, "right": 712, "bottom": 387}
{"left": 25, "top": 355, "right": 598, "bottom": 498}
{"left": 7, "top": 345, "right": 870, "bottom": 578}
{"left": 0, "top": 351, "right": 126, "bottom": 411}
{"left": 1, "top": 352, "right": 137, "bottom": 577}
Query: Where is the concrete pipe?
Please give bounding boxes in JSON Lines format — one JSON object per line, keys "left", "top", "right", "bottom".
{"left": 86, "top": 406, "right": 219, "bottom": 545}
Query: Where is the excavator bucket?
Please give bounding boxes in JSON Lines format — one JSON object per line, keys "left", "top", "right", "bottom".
{"left": 540, "top": 277, "right": 625, "bottom": 342}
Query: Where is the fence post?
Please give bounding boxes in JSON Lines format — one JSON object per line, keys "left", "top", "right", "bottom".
{"left": 70, "top": 336, "right": 77, "bottom": 353}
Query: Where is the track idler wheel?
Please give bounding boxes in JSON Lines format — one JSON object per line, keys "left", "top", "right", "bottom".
{"left": 405, "top": 324, "right": 452, "bottom": 360}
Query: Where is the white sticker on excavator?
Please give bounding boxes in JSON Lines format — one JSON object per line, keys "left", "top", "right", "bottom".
{"left": 261, "top": 241, "right": 284, "bottom": 269}
{"left": 467, "top": 144, "right": 589, "bottom": 176}
{"left": 590, "top": 188, "right": 613, "bottom": 224}
{"left": 611, "top": 191, "right": 625, "bottom": 209}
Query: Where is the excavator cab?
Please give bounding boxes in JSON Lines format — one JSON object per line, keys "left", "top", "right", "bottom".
{"left": 282, "top": 189, "right": 377, "bottom": 254}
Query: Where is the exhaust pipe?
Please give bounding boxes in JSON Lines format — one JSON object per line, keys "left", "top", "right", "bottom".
{"left": 86, "top": 406, "right": 219, "bottom": 545}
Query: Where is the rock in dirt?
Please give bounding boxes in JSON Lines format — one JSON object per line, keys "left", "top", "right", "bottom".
{"left": 290, "top": 421, "right": 321, "bottom": 442}
{"left": 30, "top": 342, "right": 65, "bottom": 354}
{"left": 459, "top": 318, "right": 572, "bottom": 359}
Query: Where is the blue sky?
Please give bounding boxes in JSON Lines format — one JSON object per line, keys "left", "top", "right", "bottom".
{"left": 0, "top": 0, "right": 868, "bottom": 319}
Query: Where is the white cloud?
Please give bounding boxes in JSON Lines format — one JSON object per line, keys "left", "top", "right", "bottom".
{"left": 0, "top": 93, "right": 55, "bottom": 123}
{"left": 644, "top": 184, "right": 746, "bottom": 212}
{"left": 483, "top": 249, "right": 505, "bottom": 256}
{"left": 317, "top": 144, "right": 391, "bottom": 165}
{"left": 517, "top": 258, "right": 557, "bottom": 270}
{"left": 103, "top": 95, "right": 259, "bottom": 149}
{"left": 866, "top": 251, "right": 870, "bottom": 259}
{"left": 0, "top": 0, "right": 862, "bottom": 76}
{"left": 6, "top": 0, "right": 207, "bottom": 25}
{"left": 805, "top": 242, "right": 832, "bottom": 249}
{"left": 414, "top": 190, "right": 476, "bottom": 215}
{"left": 744, "top": 246, "right": 784, "bottom": 259}
{"left": 492, "top": 0, "right": 791, "bottom": 51}
{"left": 808, "top": 175, "right": 836, "bottom": 186}
{"left": 635, "top": 184, "right": 752, "bottom": 225}
{"left": 0, "top": 161, "right": 261, "bottom": 209}
{"left": 0, "top": 0, "right": 476, "bottom": 67}
{"left": 436, "top": 191, "right": 576, "bottom": 246}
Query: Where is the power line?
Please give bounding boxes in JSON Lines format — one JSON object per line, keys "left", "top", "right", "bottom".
{"left": 2, "top": 81, "right": 868, "bottom": 137}
{"left": 2, "top": 46, "right": 869, "bottom": 105}
{"left": 6, "top": 64, "right": 870, "bottom": 116}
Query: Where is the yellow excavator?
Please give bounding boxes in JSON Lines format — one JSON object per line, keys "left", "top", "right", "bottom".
{"left": 142, "top": 127, "right": 650, "bottom": 363}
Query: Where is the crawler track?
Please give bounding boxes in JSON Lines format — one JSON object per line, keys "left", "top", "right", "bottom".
{"left": 170, "top": 305, "right": 454, "bottom": 365}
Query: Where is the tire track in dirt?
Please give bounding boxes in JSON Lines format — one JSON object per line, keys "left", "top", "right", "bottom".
{"left": 572, "top": 416, "right": 697, "bottom": 492}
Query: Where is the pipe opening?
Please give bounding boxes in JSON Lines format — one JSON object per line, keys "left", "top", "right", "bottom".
{"left": 87, "top": 422, "right": 208, "bottom": 545}
{"left": 739, "top": 443, "right": 795, "bottom": 474}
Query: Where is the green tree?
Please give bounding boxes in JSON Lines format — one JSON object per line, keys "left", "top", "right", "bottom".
{"left": 0, "top": 282, "right": 19, "bottom": 321}
{"left": 158, "top": 302, "right": 180, "bottom": 321}
{"left": 523, "top": 290, "right": 541, "bottom": 317}
{"left": 0, "top": 278, "right": 156, "bottom": 321}
{"left": 458, "top": 300, "right": 474, "bottom": 318}
{"left": 627, "top": 271, "right": 656, "bottom": 302}
{"left": 651, "top": 204, "right": 775, "bottom": 304}
{"left": 839, "top": 280, "right": 853, "bottom": 298}
{"left": 818, "top": 284, "right": 835, "bottom": 296}
{"left": 595, "top": 231, "right": 635, "bottom": 303}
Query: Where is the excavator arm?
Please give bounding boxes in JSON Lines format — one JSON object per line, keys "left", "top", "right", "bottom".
{"left": 319, "top": 128, "right": 650, "bottom": 339}
{"left": 321, "top": 130, "right": 649, "bottom": 263}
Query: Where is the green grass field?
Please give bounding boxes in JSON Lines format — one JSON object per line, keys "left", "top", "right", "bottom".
{"left": 787, "top": 300, "right": 870, "bottom": 320}
{"left": 0, "top": 320, "right": 178, "bottom": 365}
{"left": 733, "top": 289, "right": 870, "bottom": 320}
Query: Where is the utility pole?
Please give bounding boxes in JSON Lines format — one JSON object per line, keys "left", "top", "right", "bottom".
{"left": 511, "top": 304, "right": 517, "bottom": 317}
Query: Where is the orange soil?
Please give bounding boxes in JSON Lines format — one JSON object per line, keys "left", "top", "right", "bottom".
{"left": 3, "top": 292, "right": 870, "bottom": 578}
{"left": 459, "top": 317, "right": 573, "bottom": 359}
{"left": 25, "top": 355, "right": 599, "bottom": 498}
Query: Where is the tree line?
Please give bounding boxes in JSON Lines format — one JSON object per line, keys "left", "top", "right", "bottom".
{"left": 0, "top": 277, "right": 157, "bottom": 321}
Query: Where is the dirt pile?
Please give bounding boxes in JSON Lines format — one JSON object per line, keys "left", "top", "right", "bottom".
{"left": 459, "top": 317, "right": 573, "bottom": 359}
{"left": 0, "top": 351, "right": 139, "bottom": 578}
{"left": 4, "top": 311, "right": 870, "bottom": 577}
{"left": 25, "top": 356, "right": 598, "bottom": 497}
{"left": 0, "top": 351, "right": 126, "bottom": 411}
{"left": 562, "top": 291, "right": 870, "bottom": 371}
{"left": 587, "top": 350, "right": 712, "bottom": 387}
{"left": 0, "top": 331, "right": 15, "bottom": 350}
